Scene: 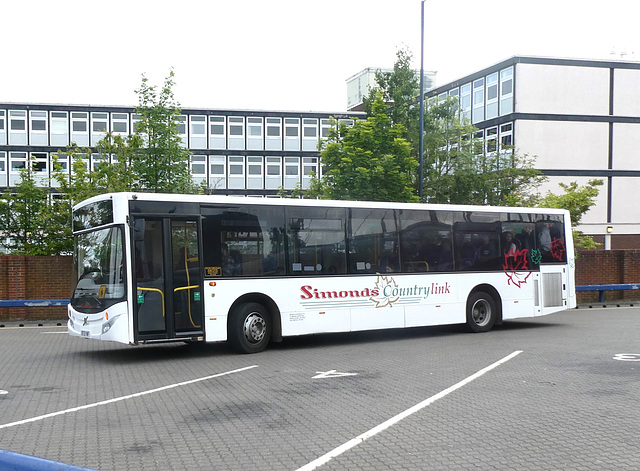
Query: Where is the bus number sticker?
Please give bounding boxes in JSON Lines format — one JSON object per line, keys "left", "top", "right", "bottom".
{"left": 98, "top": 285, "right": 106, "bottom": 298}
{"left": 205, "top": 266, "right": 221, "bottom": 277}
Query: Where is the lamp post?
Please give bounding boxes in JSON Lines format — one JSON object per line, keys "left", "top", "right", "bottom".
{"left": 418, "top": 0, "right": 425, "bottom": 199}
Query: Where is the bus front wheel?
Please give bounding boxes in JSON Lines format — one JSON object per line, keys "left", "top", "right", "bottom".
{"left": 229, "top": 302, "right": 272, "bottom": 354}
{"left": 466, "top": 291, "right": 497, "bottom": 333}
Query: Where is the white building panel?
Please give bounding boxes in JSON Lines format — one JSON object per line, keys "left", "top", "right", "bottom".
{"left": 610, "top": 177, "right": 640, "bottom": 229}
{"left": 612, "top": 122, "right": 640, "bottom": 170}
{"left": 516, "top": 63, "right": 610, "bottom": 115}
{"left": 613, "top": 68, "right": 640, "bottom": 116}
{"left": 515, "top": 120, "right": 608, "bottom": 169}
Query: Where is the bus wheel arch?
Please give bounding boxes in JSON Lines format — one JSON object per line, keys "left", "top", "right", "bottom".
{"left": 466, "top": 285, "right": 502, "bottom": 333}
{"left": 228, "top": 294, "right": 281, "bottom": 353}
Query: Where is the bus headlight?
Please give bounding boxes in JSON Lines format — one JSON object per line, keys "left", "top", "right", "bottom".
{"left": 101, "top": 315, "right": 120, "bottom": 335}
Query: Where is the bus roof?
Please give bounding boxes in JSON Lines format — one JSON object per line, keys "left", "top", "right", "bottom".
{"left": 73, "top": 191, "right": 570, "bottom": 217}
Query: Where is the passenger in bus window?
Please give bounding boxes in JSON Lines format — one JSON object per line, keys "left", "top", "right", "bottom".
{"left": 477, "top": 234, "right": 498, "bottom": 259}
{"left": 221, "top": 243, "right": 239, "bottom": 276}
{"left": 539, "top": 225, "right": 551, "bottom": 252}
{"left": 379, "top": 249, "right": 398, "bottom": 273}
{"left": 502, "top": 231, "right": 517, "bottom": 255}
{"left": 434, "top": 240, "right": 453, "bottom": 271}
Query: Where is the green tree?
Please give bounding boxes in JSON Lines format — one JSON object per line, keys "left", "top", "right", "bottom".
{"left": 133, "top": 69, "right": 195, "bottom": 193}
{"left": 307, "top": 92, "right": 418, "bottom": 202}
{"left": 0, "top": 158, "right": 71, "bottom": 255}
{"left": 363, "top": 46, "right": 420, "bottom": 146}
{"left": 538, "top": 179, "right": 604, "bottom": 250}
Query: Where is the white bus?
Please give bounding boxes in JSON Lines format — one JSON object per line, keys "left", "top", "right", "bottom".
{"left": 68, "top": 192, "right": 576, "bottom": 353}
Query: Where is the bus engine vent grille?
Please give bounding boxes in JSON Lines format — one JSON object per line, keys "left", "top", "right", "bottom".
{"left": 542, "top": 272, "right": 563, "bottom": 307}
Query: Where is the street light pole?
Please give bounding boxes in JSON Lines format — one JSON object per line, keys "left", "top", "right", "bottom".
{"left": 418, "top": 0, "right": 425, "bottom": 199}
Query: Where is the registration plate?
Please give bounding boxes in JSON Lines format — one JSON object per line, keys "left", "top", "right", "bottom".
{"left": 81, "top": 330, "right": 90, "bottom": 338}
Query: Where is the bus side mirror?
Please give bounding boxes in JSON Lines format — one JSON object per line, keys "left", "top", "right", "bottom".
{"left": 134, "top": 218, "right": 145, "bottom": 242}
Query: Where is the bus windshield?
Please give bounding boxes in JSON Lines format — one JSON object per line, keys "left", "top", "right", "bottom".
{"left": 71, "top": 226, "right": 126, "bottom": 313}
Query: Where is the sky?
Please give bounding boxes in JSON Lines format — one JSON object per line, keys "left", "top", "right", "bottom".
{"left": 2, "top": 0, "right": 639, "bottom": 112}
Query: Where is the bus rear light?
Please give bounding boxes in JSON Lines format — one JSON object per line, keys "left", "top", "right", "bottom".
{"left": 105, "top": 312, "right": 109, "bottom": 320}
{"left": 319, "top": 311, "right": 325, "bottom": 315}
{"left": 209, "top": 281, "right": 216, "bottom": 286}
{"left": 210, "top": 318, "right": 217, "bottom": 321}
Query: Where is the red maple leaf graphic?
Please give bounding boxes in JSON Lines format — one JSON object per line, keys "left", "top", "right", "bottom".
{"left": 503, "top": 248, "right": 531, "bottom": 288}
{"left": 550, "top": 238, "right": 566, "bottom": 261}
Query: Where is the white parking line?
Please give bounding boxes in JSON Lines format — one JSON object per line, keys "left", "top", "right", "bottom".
{"left": 296, "top": 350, "right": 523, "bottom": 471}
{"left": 0, "top": 365, "right": 258, "bottom": 430}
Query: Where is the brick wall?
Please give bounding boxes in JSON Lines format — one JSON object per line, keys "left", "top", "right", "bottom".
{"left": 0, "top": 256, "right": 74, "bottom": 321}
{"left": 575, "top": 249, "right": 640, "bottom": 303}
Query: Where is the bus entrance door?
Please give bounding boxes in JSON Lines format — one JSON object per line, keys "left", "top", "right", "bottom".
{"left": 134, "top": 217, "right": 204, "bottom": 341}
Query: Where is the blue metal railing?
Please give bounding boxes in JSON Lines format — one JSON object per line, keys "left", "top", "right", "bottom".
{"left": 576, "top": 283, "right": 640, "bottom": 303}
{"left": 0, "top": 299, "right": 69, "bottom": 308}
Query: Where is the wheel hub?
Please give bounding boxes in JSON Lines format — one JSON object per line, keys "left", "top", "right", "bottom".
{"left": 243, "top": 313, "right": 266, "bottom": 344}
{"left": 472, "top": 299, "right": 491, "bottom": 327}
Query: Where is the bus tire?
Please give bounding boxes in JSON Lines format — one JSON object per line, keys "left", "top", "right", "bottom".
{"left": 229, "top": 302, "right": 271, "bottom": 354}
{"left": 466, "top": 291, "right": 497, "bottom": 333}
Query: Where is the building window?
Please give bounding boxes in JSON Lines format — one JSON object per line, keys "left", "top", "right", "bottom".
{"left": 50, "top": 111, "right": 69, "bottom": 147}
{"left": 189, "top": 115, "right": 207, "bottom": 149}
{"left": 284, "top": 118, "right": 300, "bottom": 151}
{"left": 177, "top": 115, "right": 187, "bottom": 147}
{"left": 265, "top": 156, "right": 282, "bottom": 189}
{"left": 9, "top": 110, "right": 27, "bottom": 145}
{"left": 0, "top": 110, "right": 6, "bottom": 146}
{"left": 486, "top": 127, "right": 498, "bottom": 154}
{"left": 266, "top": 117, "right": 282, "bottom": 151}
{"left": 209, "top": 116, "right": 225, "bottom": 150}
{"left": 284, "top": 156, "right": 300, "bottom": 189}
{"left": 29, "top": 111, "right": 48, "bottom": 146}
{"left": 10, "top": 152, "right": 27, "bottom": 172}
{"left": 0, "top": 151, "right": 6, "bottom": 187}
{"left": 460, "top": 84, "right": 471, "bottom": 122}
{"left": 486, "top": 73, "right": 499, "bottom": 120}
{"left": 302, "top": 157, "right": 318, "bottom": 189}
{"left": 71, "top": 112, "right": 89, "bottom": 146}
{"left": 228, "top": 116, "right": 245, "bottom": 150}
{"left": 31, "top": 152, "right": 48, "bottom": 175}
{"left": 9, "top": 110, "right": 26, "bottom": 130}
{"left": 91, "top": 112, "right": 108, "bottom": 146}
{"left": 247, "top": 117, "right": 263, "bottom": 150}
{"left": 302, "top": 118, "right": 318, "bottom": 151}
{"left": 472, "top": 78, "right": 484, "bottom": 124}
{"left": 190, "top": 155, "right": 206, "bottom": 175}
{"left": 209, "top": 155, "right": 226, "bottom": 190}
{"left": 228, "top": 156, "right": 245, "bottom": 189}
{"left": 500, "top": 122, "right": 513, "bottom": 149}
{"left": 247, "top": 156, "right": 264, "bottom": 189}
{"left": 111, "top": 113, "right": 129, "bottom": 134}
{"left": 132, "top": 113, "right": 141, "bottom": 134}
{"left": 321, "top": 119, "right": 331, "bottom": 138}
{"left": 500, "top": 67, "right": 514, "bottom": 115}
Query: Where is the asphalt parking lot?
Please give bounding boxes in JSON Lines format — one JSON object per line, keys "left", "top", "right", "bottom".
{"left": 0, "top": 307, "right": 639, "bottom": 471}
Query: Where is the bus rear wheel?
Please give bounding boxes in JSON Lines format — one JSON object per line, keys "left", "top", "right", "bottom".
{"left": 466, "top": 291, "right": 497, "bottom": 333}
{"left": 229, "top": 302, "right": 271, "bottom": 354}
